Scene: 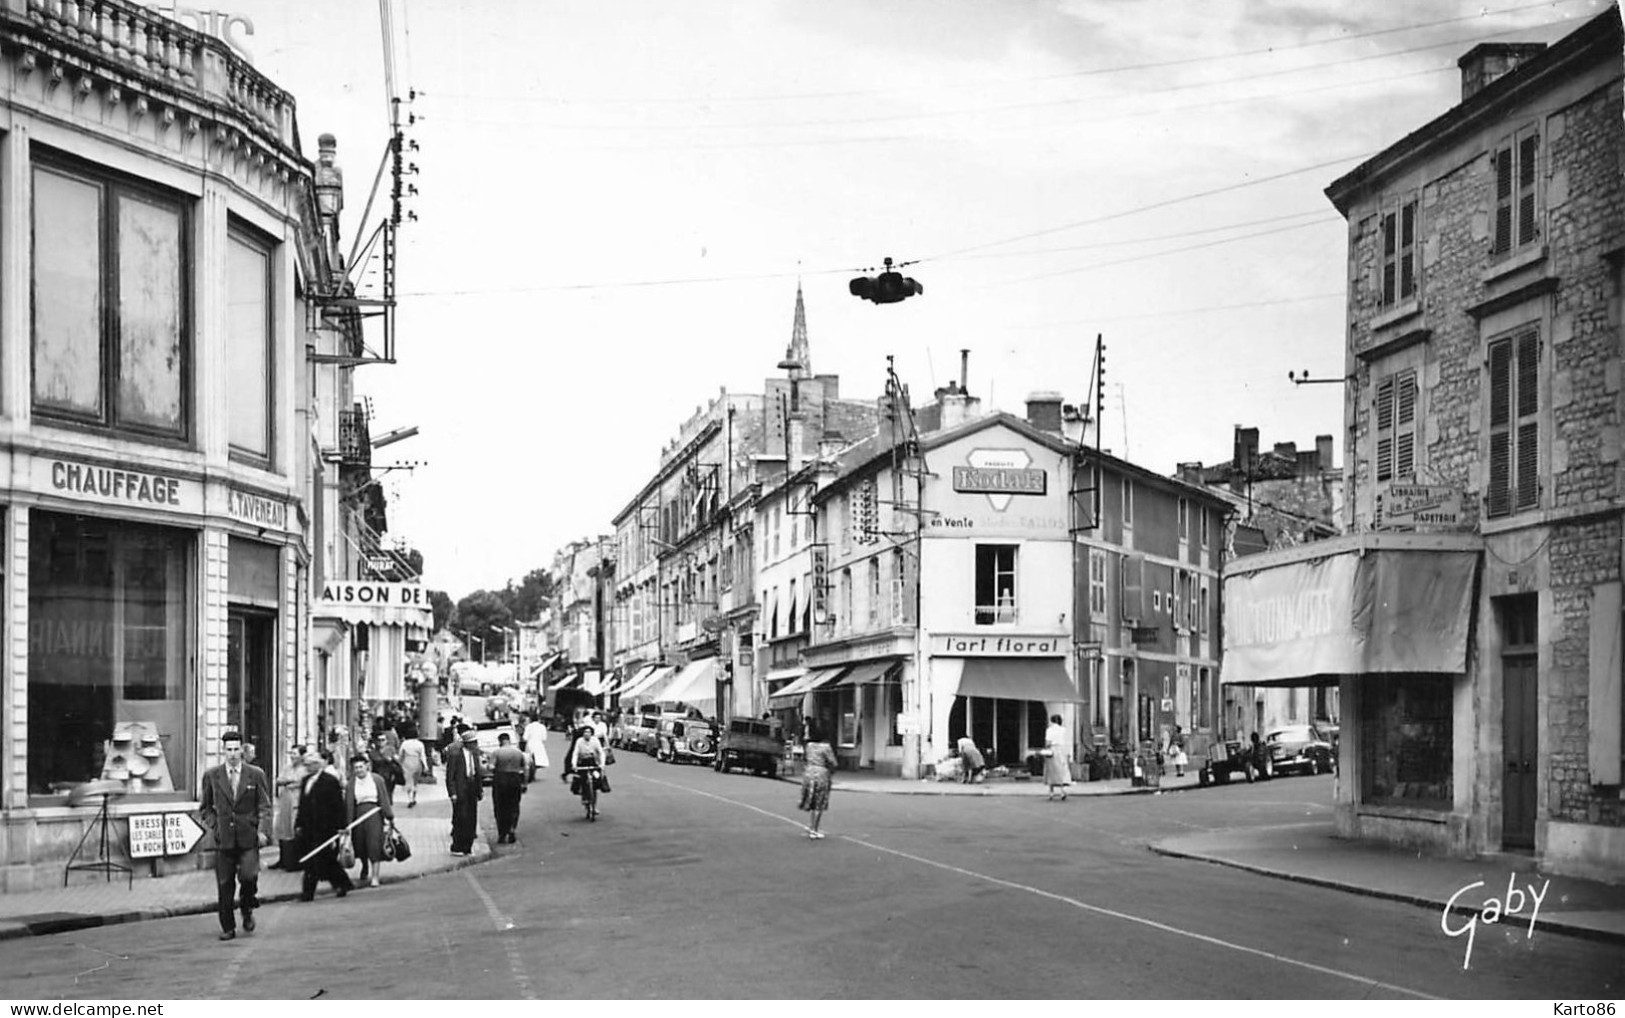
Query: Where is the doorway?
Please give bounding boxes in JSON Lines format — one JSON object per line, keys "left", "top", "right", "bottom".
{"left": 227, "top": 609, "right": 277, "bottom": 768}
{"left": 1500, "top": 595, "right": 1538, "bottom": 850}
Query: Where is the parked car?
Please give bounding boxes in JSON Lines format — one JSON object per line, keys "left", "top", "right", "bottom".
{"left": 714, "top": 716, "right": 784, "bottom": 777}
{"left": 654, "top": 717, "right": 717, "bottom": 765}
{"left": 622, "top": 714, "right": 661, "bottom": 754}
{"left": 1197, "top": 738, "right": 1272, "bottom": 785}
{"left": 1264, "top": 725, "right": 1336, "bottom": 776}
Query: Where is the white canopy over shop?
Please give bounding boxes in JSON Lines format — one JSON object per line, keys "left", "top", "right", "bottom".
{"left": 315, "top": 582, "right": 433, "bottom": 702}
{"left": 620, "top": 665, "right": 677, "bottom": 702}
{"left": 659, "top": 659, "right": 719, "bottom": 710}
{"left": 1221, "top": 535, "right": 1481, "bottom": 686}
{"left": 769, "top": 666, "right": 849, "bottom": 704}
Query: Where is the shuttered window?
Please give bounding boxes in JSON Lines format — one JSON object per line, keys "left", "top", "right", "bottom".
{"left": 1492, "top": 129, "right": 1540, "bottom": 257}
{"left": 1380, "top": 198, "right": 1418, "bottom": 305}
{"left": 1375, "top": 369, "right": 1418, "bottom": 483}
{"left": 1488, "top": 328, "right": 1540, "bottom": 517}
{"left": 1120, "top": 554, "right": 1143, "bottom": 624}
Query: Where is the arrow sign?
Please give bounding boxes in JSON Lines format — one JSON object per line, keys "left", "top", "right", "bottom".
{"left": 165, "top": 812, "right": 206, "bottom": 856}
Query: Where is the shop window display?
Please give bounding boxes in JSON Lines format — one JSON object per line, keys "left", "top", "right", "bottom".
{"left": 27, "top": 512, "right": 194, "bottom": 799}
{"left": 1359, "top": 672, "right": 1453, "bottom": 810}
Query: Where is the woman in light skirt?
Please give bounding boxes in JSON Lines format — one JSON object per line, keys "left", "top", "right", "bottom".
{"left": 1043, "top": 714, "right": 1072, "bottom": 802}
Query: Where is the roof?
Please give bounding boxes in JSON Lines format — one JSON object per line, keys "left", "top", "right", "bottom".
{"left": 1325, "top": 6, "right": 1622, "bottom": 213}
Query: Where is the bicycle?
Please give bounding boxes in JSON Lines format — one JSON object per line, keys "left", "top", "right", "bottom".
{"left": 572, "top": 764, "right": 602, "bottom": 820}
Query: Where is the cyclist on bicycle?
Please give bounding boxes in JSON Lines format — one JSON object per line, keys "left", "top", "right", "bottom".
{"left": 563, "top": 721, "right": 610, "bottom": 795}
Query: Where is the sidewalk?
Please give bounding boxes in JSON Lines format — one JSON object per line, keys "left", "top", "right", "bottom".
{"left": 0, "top": 778, "right": 490, "bottom": 941}
{"left": 825, "top": 768, "right": 1202, "bottom": 796}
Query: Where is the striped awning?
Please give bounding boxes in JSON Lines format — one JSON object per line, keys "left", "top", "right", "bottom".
{"left": 769, "top": 665, "right": 849, "bottom": 703}
{"left": 835, "top": 660, "right": 901, "bottom": 687}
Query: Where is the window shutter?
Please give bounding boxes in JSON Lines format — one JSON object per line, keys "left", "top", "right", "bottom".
{"left": 1395, "top": 371, "right": 1417, "bottom": 479}
{"left": 1400, "top": 203, "right": 1417, "bottom": 298}
{"left": 1516, "top": 330, "right": 1539, "bottom": 418}
{"left": 1488, "top": 339, "right": 1513, "bottom": 516}
{"left": 1516, "top": 422, "right": 1539, "bottom": 509}
{"left": 1381, "top": 212, "right": 1397, "bottom": 304}
{"left": 1376, "top": 376, "right": 1395, "bottom": 481}
{"left": 1493, "top": 147, "right": 1513, "bottom": 255}
{"left": 1517, "top": 133, "right": 1539, "bottom": 247}
{"left": 1120, "top": 554, "right": 1143, "bottom": 623}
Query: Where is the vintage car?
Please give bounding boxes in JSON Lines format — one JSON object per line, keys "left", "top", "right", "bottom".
{"left": 654, "top": 717, "right": 716, "bottom": 765}
{"left": 1264, "top": 724, "right": 1336, "bottom": 776}
{"left": 713, "top": 717, "right": 784, "bottom": 777}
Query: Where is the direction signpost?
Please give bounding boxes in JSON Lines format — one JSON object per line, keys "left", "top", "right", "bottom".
{"left": 128, "top": 811, "right": 207, "bottom": 861}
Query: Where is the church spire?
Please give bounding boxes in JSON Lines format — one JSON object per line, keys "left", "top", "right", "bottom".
{"left": 778, "top": 282, "right": 811, "bottom": 379}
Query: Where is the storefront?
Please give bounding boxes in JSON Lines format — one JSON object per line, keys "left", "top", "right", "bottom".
{"left": 3, "top": 462, "right": 305, "bottom": 890}
{"left": 312, "top": 581, "right": 433, "bottom": 746}
{"left": 927, "top": 634, "right": 1079, "bottom": 769}
{"left": 1222, "top": 534, "right": 1480, "bottom": 854}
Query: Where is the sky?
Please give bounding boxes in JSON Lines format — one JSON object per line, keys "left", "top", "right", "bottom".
{"left": 198, "top": 0, "right": 1616, "bottom": 598}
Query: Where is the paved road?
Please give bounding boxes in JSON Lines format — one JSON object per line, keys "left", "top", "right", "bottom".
{"left": 0, "top": 749, "right": 1616, "bottom": 999}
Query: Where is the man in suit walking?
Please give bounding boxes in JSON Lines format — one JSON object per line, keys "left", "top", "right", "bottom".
{"left": 199, "top": 730, "right": 273, "bottom": 941}
{"left": 294, "top": 749, "right": 353, "bottom": 901}
{"left": 444, "top": 727, "right": 485, "bottom": 855}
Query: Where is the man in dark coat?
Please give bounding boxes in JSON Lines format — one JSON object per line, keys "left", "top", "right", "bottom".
{"left": 444, "top": 728, "right": 485, "bottom": 855}
{"left": 199, "top": 730, "right": 273, "bottom": 940}
{"left": 294, "top": 750, "right": 353, "bottom": 901}
{"left": 490, "top": 732, "right": 527, "bottom": 844}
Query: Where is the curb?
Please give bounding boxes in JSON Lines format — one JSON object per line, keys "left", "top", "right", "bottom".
{"left": 1147, "top": 842, "right": 1625, "bottom": 947}
{"left": 0, "top": 843, "right": 495, "bottom": 942}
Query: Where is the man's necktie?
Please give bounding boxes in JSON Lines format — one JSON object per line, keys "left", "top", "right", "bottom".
{"left": 229, "top": 768, "right": 239, "bottom": 795}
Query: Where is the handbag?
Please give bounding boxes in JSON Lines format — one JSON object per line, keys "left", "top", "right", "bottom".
{"left": 381, "top": 822, "right": 397, "bottom": 861}
{"left": 336, "top": 831, "right": 356, "bottom": 869}
{"left": 388, "top": 824, "right": 412, "bottom": 862}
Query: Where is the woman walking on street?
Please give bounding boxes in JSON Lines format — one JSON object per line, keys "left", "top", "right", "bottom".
{"left": 272, "top": 744, "right": 307, "bottom": 870}
{"left": 798, "top": 719, "right": 839, "bottom": 839}
{"left": 398, "top": 731, "right": 427, "bottom": 808}
{"left": 345, "top": 754, "right": 394, "bottom": 887}
{"left": 1044, "top": 714, "right": 1073, "bottom": 802}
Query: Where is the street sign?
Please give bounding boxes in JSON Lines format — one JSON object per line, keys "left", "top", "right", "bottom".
{"left": 128, "top": 812, "right": 206, "bottom": 859}
{"left": 129, "top": 814, "right": 167, "bottom": 859}
{"left": 165, "top": 813, "right": 205, "bottom": 856}
{"left": 895, "top": 713, "right": 921, "bottom": 736}
{"left": 366, "top": 555, "right": 396, "bottom": 573}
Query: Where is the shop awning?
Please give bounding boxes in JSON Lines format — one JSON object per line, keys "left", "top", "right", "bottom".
{"left": 627, "top": 665, "right": 680, "bottom": 702}
{"left": 528, "top": 652, "right": 561, "bottom": 678}
{"left": 313, "top": 603, "right": 433, "bottom": 629}
{"left": 661, "top": 659, "right": 718, "bottom": 705}
{"left": 770, "top": 666, "right": 849, "bottom": 703}
{"left": 615, "top": 665, "right": 658, "bottom": 698}
{"left": 550, "top": 672, "right": 581, "bottom": 691}
{"left": 362, "top": 627, "right": 408, "bottom": 701}
{"left": 1222, "top": 539, "right": 1481, "bottom": 686}
{"left": 956, "top": 658, "right": 1079, "bottom": 701}
{"left": 836, "top": 660, "right": 900, "bottom": 686}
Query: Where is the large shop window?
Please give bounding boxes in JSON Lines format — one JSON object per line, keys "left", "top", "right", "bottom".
{"left": 226, "top": 226, "right": 274, "bottom": 463}
{"left": 1359, "top": 673, "right": 1453, "bottom": 811}
{"left": 31, "top": 160, "right": 189, "bottom": 441}
{"left": 28, "top": 513, "right": 195, "bottom": 799}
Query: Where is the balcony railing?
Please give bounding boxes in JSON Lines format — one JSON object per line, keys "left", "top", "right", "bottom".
{"left": 974, "top": 601, "right": 1018, "bottom": 625}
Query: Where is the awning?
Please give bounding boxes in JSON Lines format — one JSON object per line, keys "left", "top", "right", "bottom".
{"left": 313, "top": 603, "right": 433, "bottom": 629}
{"left": 550, "top": 672, "right": 580, "bottom": 691}
{"left": 1222, "top": 541, "right": 1481, "bottom": 686}
{"left": 362, "top": 626, "right": 408, "bottom": 701}
{"left": 770, "top": 665, "right": 849, "bottom": 703}
{"left": 528, "top": 652, "right": 561, "bottom": 678}
{"left": 836, "top": 660, "right": 900, "bottom": 687}
{"left": 956, "top": 658, "right": 1079, "bottom": 701}
{"left": 661, "top": 659, "right": 718, "bottom": 705}
{"left": 615, "top": 665, "right": 658, "bottom": 698}
{"left": 626, "top": 665, "right": 679, "bottom": 701}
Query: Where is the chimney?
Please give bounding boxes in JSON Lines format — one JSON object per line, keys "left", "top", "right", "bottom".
{"left": 1316, "top": 434, "right": 1334, "bottom": 471}
{"left": 1458, "top": 42, "right": 1546, "bottom": 101}
{"left": 818, "top": 431, "right": 846, "bottom": 462}
{"left": 960, "top": 349, "right": 970, "bottom": 393}
{"left": 1060, "top": 403, "right": 1087, "bottom": 444}
{"left": 934, "top": 380, "right": 969, "bottom": 429}
{"left": 1025, "top": 391, "right": 1064, "bottom": 434}
{"left": 1273, "top": 441, "right": 1297, "bottom": 462}
{"left": 1233, "top": 426, "right": 1260, "bottom": 489}
{"left": 1177, "top": 462, "right": 1205, "bottom": 485}
{"left": 1296, "top": 450, "right": 1318, "bottom": 478}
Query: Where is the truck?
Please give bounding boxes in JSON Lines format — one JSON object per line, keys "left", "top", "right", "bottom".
{"left": 713, "top": 716, "right": 784, "bottom": 778}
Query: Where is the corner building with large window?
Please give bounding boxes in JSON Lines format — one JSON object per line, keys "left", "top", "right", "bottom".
{"left": 1245, "top": 10, "right": 1625, "bottom": 882}
{"left": 0, "top": 0, "right": 335, "bottom": 888}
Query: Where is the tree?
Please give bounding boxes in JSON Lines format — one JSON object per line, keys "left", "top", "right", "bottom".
{"left": 502, "top": 568, "right": 555, "bottom": 622}
{"left": 428, "top": 590, "right": 455, "bottom": 632}
{"left": 455, "top": 589, "right": 514, "bottom": 659}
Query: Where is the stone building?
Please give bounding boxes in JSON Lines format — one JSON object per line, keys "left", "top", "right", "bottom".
{"left": 0, "top": 0, "right": 372, "bottom": 888}
{"left": 1227, "top": 9, "right": 1623, "bottom": 880}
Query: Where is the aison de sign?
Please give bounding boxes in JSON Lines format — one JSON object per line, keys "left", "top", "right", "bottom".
{"left": 319, "top": 582, "right": 428, "bottom": 608}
